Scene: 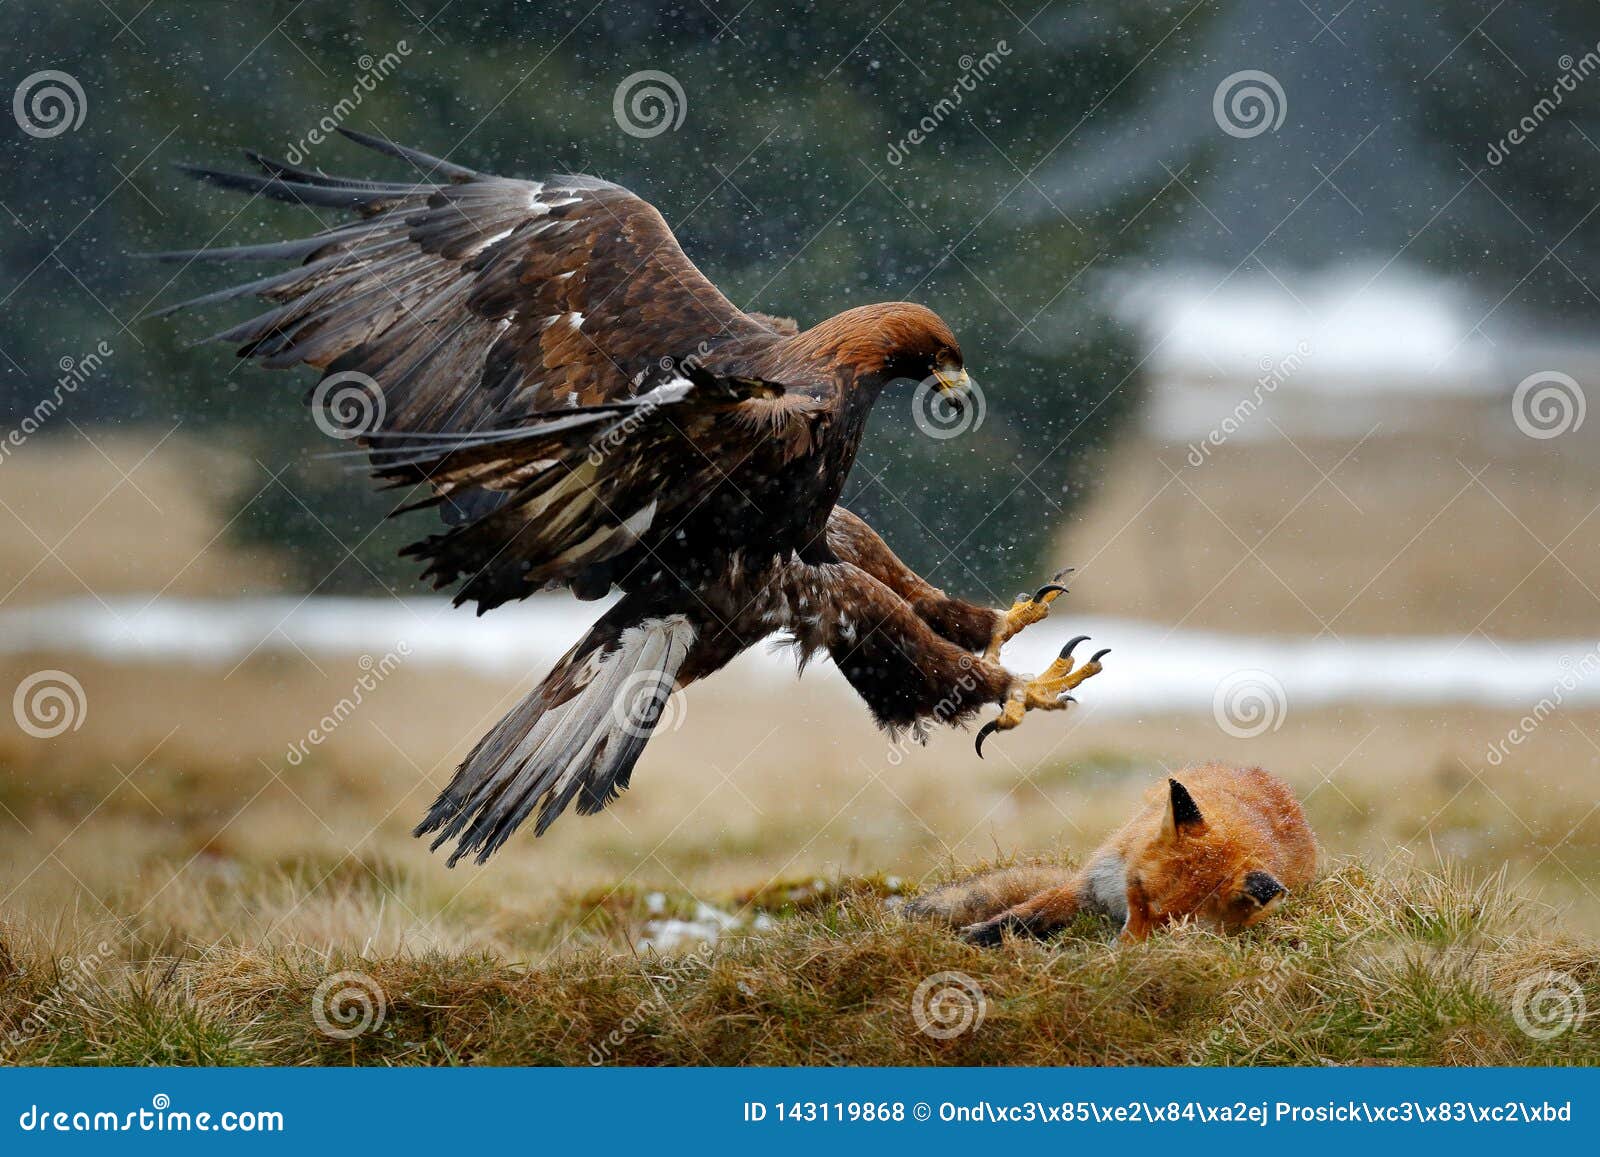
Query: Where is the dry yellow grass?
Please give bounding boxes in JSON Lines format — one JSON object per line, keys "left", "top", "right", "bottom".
{"left": 0, "top": 433, "right": 282, "bottom": 606}
{"left": 1062, "top": 433, "right": 1600, "bottom": 637}
{"left": 4, "top": 651, "right": 1600, "bottom": 952}
{"left": 1, "top": 860, "right": 1595, "bottom": 1065}
{"left": 1, "top": 426, "right": 1597, "bottom": 1064}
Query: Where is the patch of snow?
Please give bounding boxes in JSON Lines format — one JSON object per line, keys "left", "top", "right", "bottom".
{"left": 1107, "top": 264, "right": 1501, "bottom": 393}
{"left": 636, "top": 901, "right": 740, "bottom": 951}
{"left": 4, "top": 595, "right": 1597, "bottom": 719}
{"left": 634, "top": 918, "right": 714, "bottom": 952}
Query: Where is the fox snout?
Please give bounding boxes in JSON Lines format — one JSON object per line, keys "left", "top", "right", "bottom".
{"left": 1242, "top": 869, "right": 1286, "bottom": 907}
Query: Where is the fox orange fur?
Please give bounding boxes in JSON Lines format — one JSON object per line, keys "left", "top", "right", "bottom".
{"left": 906, "top": 763, "right": 1318, "bottom": 945}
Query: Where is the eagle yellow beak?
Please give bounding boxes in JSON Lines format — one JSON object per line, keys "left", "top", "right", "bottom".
{"left": 932, "top": 366, "right": 971, "bottom": 395}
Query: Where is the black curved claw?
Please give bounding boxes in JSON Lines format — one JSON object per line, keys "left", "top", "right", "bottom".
{"left": 1057, "top": 692, "right": 1077, "bottom": 706}
{"left": 1031, "top": 583, "right": 1068, "bottom": 602}
{"left": 975, "top": 719, "right": 1000, "bottom": 759}
{"left": 1051, "top": 566, "right": 1076, "bottom": 583}
{"left": 1060, "top": 635, "right": 1090, "bottom": 660}
{"left": 1089, "top": 647, "right": 1111, "bottom": 663}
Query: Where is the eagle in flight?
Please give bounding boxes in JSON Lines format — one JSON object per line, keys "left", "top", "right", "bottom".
{"left": 155, "top": 130, "right": 1109, "bottom": 865}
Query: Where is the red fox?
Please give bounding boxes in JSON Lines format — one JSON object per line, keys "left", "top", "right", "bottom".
{"left": 907, "top": 762, "right": 1318, "bottom": 945}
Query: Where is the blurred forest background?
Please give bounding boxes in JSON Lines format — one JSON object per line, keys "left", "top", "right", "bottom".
{"left": 3, "top": 0, "right": 1156, "bottom": 596}
{"left": 2, "top": 0, "right": 1594, "bottom": 597}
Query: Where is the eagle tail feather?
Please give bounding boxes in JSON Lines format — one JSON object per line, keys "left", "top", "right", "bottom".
{"left": 413, "top": 607, "right": 695, "bottom": 864}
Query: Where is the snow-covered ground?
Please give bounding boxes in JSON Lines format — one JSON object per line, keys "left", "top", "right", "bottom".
{"left": 1108, "top": 265, "right": 1503, "bottom": 398}
{"left": 1101, "top": 265, "right": 1600, "bottom": 445}
{"left": 3, "top": 595, "right": 1595, "bottom": 718}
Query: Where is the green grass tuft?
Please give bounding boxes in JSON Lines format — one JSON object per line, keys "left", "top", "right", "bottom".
{"left": 1, "top": 861, "right": 1595, "bottom": 1066}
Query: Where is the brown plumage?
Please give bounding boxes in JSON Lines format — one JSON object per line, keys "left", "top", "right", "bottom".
{"left": 154, "top": 132, "right": 1104, "bottom": 865}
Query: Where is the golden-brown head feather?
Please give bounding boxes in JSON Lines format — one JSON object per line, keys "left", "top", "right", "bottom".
{"left": 786, "top": 302, "right": 962, "bottom": 380}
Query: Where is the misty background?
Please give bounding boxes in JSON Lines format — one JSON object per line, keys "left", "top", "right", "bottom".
{"left": 3, "top": 0, "right": 1595, "bottom": 598}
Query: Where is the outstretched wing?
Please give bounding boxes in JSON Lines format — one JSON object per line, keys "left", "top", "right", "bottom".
{"left": 154, "top": 130, "right": 780, "bottom": 428}
{"left": 153, "top": 132, "right": 818, "bottom": 606}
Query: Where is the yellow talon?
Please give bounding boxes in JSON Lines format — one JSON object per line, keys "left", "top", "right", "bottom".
{"left": 984, "top": 567, "right": 1073, "bottom": 662}
{"left": 975, "top": 635, "right": 1110, "bottom": 757}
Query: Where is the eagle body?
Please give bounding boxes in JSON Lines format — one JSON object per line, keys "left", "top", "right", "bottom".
{"left": 154, "top": 132, "right": 1068, "bottom": 865}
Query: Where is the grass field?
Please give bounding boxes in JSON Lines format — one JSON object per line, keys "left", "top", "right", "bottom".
{"left": 2, "top": 430, "right": 1598, "bottom": 1065}
{"left": 1060, "top": 432, "right": 1600, "bottom": 638}
{"left": 2, "top": 860, "right": 1595, "bottom": 1065}
{"left": 2, "top": 651, "right": 1597, "bottom": 1064}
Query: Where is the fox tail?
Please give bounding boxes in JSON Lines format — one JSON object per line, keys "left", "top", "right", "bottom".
{"left": 903, "top": 863, "right": 1077, "bottom": 928}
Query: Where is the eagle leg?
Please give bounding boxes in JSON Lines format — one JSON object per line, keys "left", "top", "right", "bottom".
{"left": 982, "top": 567, "right": 1074, "bottom": 662}
{"left": 975, "top": 635, "right": 1110, "bottom": 757}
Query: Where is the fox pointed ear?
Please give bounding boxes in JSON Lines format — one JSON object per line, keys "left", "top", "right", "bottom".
{"left": 1165, "top": 778, "right": 1206, "bottom": 837}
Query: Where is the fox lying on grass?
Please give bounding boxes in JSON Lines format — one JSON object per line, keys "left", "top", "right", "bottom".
{"left": 907, "top": 763, "right": 1318, "bottom": 945}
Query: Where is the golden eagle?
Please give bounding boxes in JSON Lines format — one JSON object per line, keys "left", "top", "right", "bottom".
{"left": 154, "top": 131, "right": 1109, "bottom": 865}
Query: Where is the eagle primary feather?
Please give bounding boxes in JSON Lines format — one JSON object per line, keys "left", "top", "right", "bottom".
{"left": 156, "top": 131, "right": 1094, "bottom": 864}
